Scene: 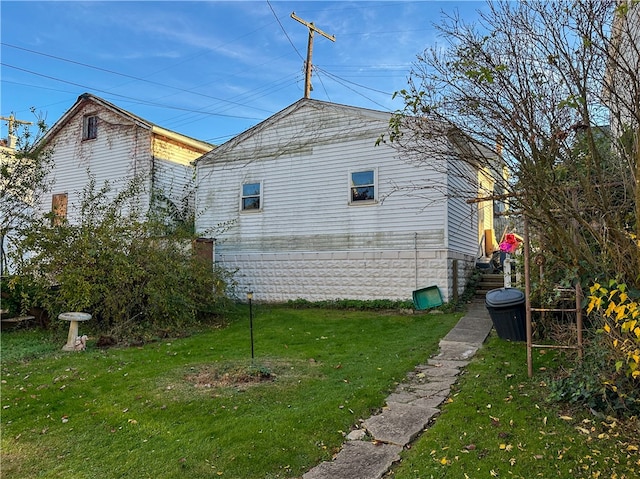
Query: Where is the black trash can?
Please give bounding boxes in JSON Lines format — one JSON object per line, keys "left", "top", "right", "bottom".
{"left": 485, "top": 288, "right": 526, "bottom": 341}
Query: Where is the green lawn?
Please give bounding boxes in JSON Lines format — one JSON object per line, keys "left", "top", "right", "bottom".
{"left": 390, "top": 335, "right": 640, "bottom": 479}
{"left": 6, "top": 306, "right": 637, "bottom": 479}
{"left": 0, "top": 305, "right": 459, "bottom": 479}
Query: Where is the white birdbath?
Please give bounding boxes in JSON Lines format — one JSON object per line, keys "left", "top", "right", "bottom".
{"left": 59, "top": 312, "right": 92, "bottom": 351}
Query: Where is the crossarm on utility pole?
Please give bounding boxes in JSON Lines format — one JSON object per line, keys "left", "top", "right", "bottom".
{"left": 1, "top": 114, "right": 33, "bottom": 137}
{"left": 1, "top": 114, "right": 33, "bottom": 149}
{"left": 290, "top": 12, "right": 335, "bottom": 99}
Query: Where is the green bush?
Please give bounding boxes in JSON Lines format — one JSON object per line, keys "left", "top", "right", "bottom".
{"left": 1, "top": 276, "right": 23, "bottom": 316}
{"left": 548, "top": 281, "right": 640, "bottom": 417}
{"left": 548, "top": 332, "right": 640, "bottom": 417}
{"left": 12, "top": 176, "right": 233, "bottom": 342}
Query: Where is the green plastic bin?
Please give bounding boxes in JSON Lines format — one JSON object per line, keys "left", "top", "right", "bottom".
{"left": 412, "top": 286, "right": 443, "bottom": 310}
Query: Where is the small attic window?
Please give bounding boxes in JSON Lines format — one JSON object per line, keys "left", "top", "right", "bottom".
{"left": 83, "top": 115, "right": 98, "bottom": 140}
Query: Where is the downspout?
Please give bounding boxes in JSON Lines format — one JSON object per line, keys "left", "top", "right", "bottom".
{"left": 148, "top": 131, "right": 156, "bottom": 215}
{"left": 414, "top": 232, "right": 418, "bottom": 290}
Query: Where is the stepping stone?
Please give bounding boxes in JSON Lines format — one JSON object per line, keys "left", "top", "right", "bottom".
{"left": 364, "top": 403, "right": 439, "bottom": 446}
{"left": 427, "top": 358, "right": 471, "bottom": 369}
{"left": 302, "top": 441, "right": 402, "bottom": 479}
{"left": 435, "top": 340, "right": 481, "bottom": 360}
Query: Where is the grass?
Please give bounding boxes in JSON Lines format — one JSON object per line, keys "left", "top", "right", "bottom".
{"left": 389, "top": 334, "right": 640, "bottom": 479}
{"left": 0, "top": 304, "right": 459, "bottom": 479}
{"left": 6, "top": 305, "right": 639, "bottom": 479}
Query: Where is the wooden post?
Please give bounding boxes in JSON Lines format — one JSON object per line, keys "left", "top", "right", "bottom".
{"left": 576, "top": 281, "right": 583, "bottom": 359}
{"left": 452, "top": 259, "right": 459, "bottom": 302}
{"left": 636, "top": 127, "right": 640, "bottom": 279}
{"left": 524, "top": 215, "right": 533, "bottom": 378}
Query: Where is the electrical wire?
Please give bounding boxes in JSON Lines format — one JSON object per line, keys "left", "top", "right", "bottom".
{"left": 1, "top": 42, "right": 273, "bottom": 114}
{"left": 1, "top": 1, "right": 436, "bottom": 136}
{"left": 1, "top": 63, "right": 265, "bottom": 121}
{"left": 314, "top": 67, "right": 392, "bottom": 110}
{"left": 315, "top": 66, "right": 394, "bottom": 97}
{"left": 266, "top": 0, "right": 304, "bottom": 60}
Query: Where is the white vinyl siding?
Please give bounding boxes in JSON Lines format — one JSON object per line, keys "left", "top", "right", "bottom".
{"left": 44, "top": 106, "right": 151, "bottom": 223}
{"left": 40, "top": 97, "right": 208, "bottom": 226}
{"left": 446, "top": 160, "right": 479, "bottom": 255}
{"left": 195, "top": 100, "right": 479, "bottom": 302}
{"left": 198, "top": 137, "right": 446, "bottom": 242}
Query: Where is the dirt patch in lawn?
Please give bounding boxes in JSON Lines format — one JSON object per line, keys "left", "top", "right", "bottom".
{"left": 159, "top": 358, "right": 322, "bottom": 396}
{"left": 186, "top": 363, "right": 275, "bottom": 389}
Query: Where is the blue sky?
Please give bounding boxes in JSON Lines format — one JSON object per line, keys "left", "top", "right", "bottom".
{"left": 1, "top": 1, "right": 487, "bottom": 145}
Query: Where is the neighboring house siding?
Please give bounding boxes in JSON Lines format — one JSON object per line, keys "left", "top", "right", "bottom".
{"left": 152, "top": 157, "right": 194, "bottom": 218}
{"left": 607, "top": 2, "right": 640, "bottom": 136}
{"left": 36, "top": 94, "right": 212, "bottom": 227}
{"left": 153, "top": 135, "right": 201, "bottom": 166}
{"left": 477, "top": 167, "right": 496, "bottom": 255}
{"left": 152, "top": 136, "right": 199, "bottom": 214}
{"left": 196, "top": 100, "right": 479, "bottom": 302}
{"left": 45, "top": 104, "right": 152, "bottom": 222}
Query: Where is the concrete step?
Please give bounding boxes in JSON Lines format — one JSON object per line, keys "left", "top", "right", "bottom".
{"left": 476, "top": 273, "right": 506, "bottom": 298}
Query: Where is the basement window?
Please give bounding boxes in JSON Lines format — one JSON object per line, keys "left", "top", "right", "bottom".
{"left": 83, "top": 115, "right": 98, "bottom": 140}
{"left": 241, "top": 182, "right": 262, "bottom": 212}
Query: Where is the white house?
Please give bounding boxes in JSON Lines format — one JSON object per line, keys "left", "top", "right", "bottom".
{"left": 605, "top": 0, "right": 640, "bottom": 137}
{"left": 195, "top": 98, "right": 495, "bottom": 303}
{"left": 37, "top": 93, "right": 213, "bottom": 225}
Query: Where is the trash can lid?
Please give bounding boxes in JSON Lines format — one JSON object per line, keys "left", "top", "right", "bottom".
{"left": 485, "top": 287, "right": 525, "bottom": 307}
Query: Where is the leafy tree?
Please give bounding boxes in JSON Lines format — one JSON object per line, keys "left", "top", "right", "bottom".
{"left": 0, "top": 111, "right": 53, "bottom": 276}
{"left": 386, "top": 0, "right": 638, "bottom": 287}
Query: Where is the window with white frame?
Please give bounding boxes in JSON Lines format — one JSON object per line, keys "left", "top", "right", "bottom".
{"left": 241, "top": 182, "right": 262, "bottom": 211}
{"left": 349, "top": 169, "right": 376, "bottom": 204}
{"left": 83, "top": 115, "right": 98, "bottom": 140}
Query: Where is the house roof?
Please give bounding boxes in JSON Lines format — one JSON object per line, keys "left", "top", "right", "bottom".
{"left": 194, "top": 97, "right": 392, "bottom": 165}
{"left": 39, "top": 93, "right": 214, "bottom": 153}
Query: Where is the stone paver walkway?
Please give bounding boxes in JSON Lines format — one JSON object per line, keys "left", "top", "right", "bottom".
{"left": 302, "top": 300, "right": 493, "bottom": 479}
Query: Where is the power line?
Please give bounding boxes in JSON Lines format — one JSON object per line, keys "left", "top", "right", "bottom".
{"left": 1, "top": 0, "right": 426, "bottom": 136}
{"left": 314, "top": 67, "right": 392, "bottom": 110}
{"left": 159, "top": 74, "right": 302, "bottom": 130}
{"left": 315, "top": 66, "right": 394, "bottom": 97}
{"left": 266, "top": 0, "right": 304, "bottom": 60}
{"left": 1, "top": 42, "right": 274, "bottom": 115}
{"left": 1, "top": 63, "right": 265, "bottom": 121}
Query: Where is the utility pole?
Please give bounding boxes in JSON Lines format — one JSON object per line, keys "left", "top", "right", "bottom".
{"left": 1, "top": 114, "right": 33, "bottom": 149}
{"left": 290, "top": 12, "right": 335, "bottom": 99}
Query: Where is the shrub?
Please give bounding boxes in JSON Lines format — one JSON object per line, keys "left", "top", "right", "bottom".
{"left": 548, "top": 333, "right": 640, "bottom": 415}
{"left": 549, "top": 280, "right": 640, "bottom": 416}
{"left": 285, "top": 298, "right": 415, "bottom": 311}
{"left": 587, "top": 280, "right": 640, "bottom": 378}
{"left": 11, "top": 176, "right": 233, "bottom": 342}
